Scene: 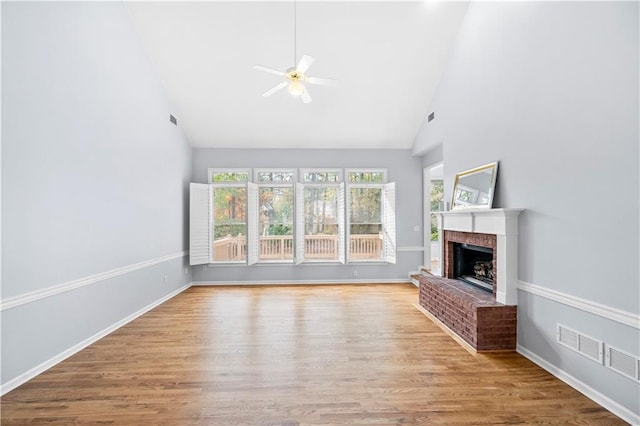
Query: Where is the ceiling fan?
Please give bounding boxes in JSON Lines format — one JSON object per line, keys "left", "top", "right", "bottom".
{"left": 253, "top": 1, "right": 335, "bottom": 104}
{"left": 253, "top": 55, "right": 334, "bottom": 104}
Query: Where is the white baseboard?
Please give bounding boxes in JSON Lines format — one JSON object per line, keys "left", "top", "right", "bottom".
{"left": 0, "top": 283, "right": 192, "bottom": 396}
{"left": 191, "top": 278, "right": 411, "bottom": 286}
{"left": 517, "top": 344, "right": 639, "bottom": 425}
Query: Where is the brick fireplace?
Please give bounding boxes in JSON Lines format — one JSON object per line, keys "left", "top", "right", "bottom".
{"left": 419, "top": 209, "right": 523, "bottom": 351}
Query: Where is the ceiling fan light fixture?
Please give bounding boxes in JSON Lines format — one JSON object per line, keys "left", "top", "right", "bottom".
{"left": 288, "top": 81, "right": 305, "bottom": 97}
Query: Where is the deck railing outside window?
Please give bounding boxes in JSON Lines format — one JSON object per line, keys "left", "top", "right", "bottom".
{"left": 212, "top": 234, "right": 382, "bottom": 261}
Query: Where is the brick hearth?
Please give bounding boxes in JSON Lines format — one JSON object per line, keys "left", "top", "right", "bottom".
{"left": 419, "top": 273, "right": 517, "bottom": 351}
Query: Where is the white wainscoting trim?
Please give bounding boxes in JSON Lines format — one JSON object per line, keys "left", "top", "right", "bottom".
{"left": 518, "top": 280, "right": 640, "bottom": 330}
{"left": 397, "top": 246, "right": 426, "bottom": 252}
{"left": 192, "top": 278, "right": 411, "bottom": 286}
{"left": 0, "top": 251, "right": 188, "bottom": 311}
{"left": 0, "top": 283, "right": 192, "bottom": 396}
{"left": 517, "top": 345, "right": 639, "bottom": 425}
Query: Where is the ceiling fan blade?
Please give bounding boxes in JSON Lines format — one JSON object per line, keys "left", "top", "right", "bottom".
{"left": 301, "top": 86, "right": 312, "bottom": 104}
{"left": 262, "top": 81, "right": 288, "bottom": 97}
{"left": 253, "top": 65, "right": 286, "bottom": 77}
{"left": 296, "top": 55, "right": 315, "bottom": 73}
{"left": 307, "top": 76, "right": 336, "bottom": 87}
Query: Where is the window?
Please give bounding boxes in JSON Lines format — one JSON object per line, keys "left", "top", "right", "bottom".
{"left": 209, "top": 169, "right": 250, "bottom": 183}
{"left": 210, "top": 169, "right": 252, "bottom": 263}
{"left": 346, "top": 169, "right": 396, "bottom": 263}
{"left": 347, "top": 170, "right": 385, "bottom": 183}
{"left": 301, "top": 169, "right": 341, "bottom": 183}
{"left": 190, "top": 169, "right": 256, "bottom": 265}
{"left": 190, "top": 168, "right": 395, "bottom": 265}
{"left": 296, "top": 170, "right": 345, "bottom": 263}
{"left": 255, "top": 169, "right": 295, "bottom": 262}
{"left": 211, "top": 186, "right": 247, "bottom": 262}
{"left": 257, "top": 170, "right": 295, "bottom": 183}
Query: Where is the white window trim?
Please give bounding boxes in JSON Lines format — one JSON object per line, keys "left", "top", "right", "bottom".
{"left": 345, "top": 175, "right": 396, "bottom": 264}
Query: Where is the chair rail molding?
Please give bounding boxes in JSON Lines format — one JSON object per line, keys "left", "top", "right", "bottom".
{"left": 518, "top": 280, "right": 640, "bottom": 329}
{"left": 0, "top": 251, "right": 189, "bottom": 311}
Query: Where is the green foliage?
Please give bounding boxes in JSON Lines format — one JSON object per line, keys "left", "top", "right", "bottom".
{"left": 431, "top": 224, "right": 439, "bottom": 241}
{"left": 350, "top": 224, "right": 382, "bottom": 235}
{"left": 213, "top": 187, "right": 246, "bottom": 223}
{"left": 303, "top": 187, "right": 338, "bottom": 235}
{"left": 348, "top": 171, "right": 384, "bottom": 183}
{"left": 213, "top": 224, "right": 245, "bottom": 240}
{"left": 349, "top": 187, "right": 382, "bottom": 223}
{"left": 430, "top": 180, "right": 443, "bottom": 241}
{"left": 430, "top": 180, "right": 443, "bottom": 211}
{"left": 260, "top": 187, "right": 294, "bottom": 223}
{"left": 266, "top": 224, "right": 292, "bottom": 235}
{"left": 211, "top": 172, "right": 248, "bottom": 182}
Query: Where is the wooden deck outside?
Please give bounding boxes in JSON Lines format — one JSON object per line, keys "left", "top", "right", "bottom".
{"left": 1, "top": 285, "right": 625, "bottom": 425}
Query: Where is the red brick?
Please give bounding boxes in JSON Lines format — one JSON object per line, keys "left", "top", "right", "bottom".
{"left": 418, "top": 274, "right": 516, "bottom": 351}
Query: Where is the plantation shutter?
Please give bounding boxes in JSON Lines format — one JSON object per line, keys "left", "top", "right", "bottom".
{"left": 383, "top": 182, "right": 397, "bottom": 264}
{"left": 345, "top": 185, "right": 352, "bottom": 262}
{"left": 189, "top": 183, "right": 212, "bottom": 265}
{"left": 337, "top": 183, "right": 346, "bottom": 264}
{"left": 247, "top": 182, "right": 259, "bottom": 265}
{"left": 294, "top": 183, "right": 305, "bottom": 264}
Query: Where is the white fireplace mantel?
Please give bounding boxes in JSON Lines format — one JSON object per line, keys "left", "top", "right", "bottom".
{"left": 433, "top": 208, "right": 523, "bottom": 305}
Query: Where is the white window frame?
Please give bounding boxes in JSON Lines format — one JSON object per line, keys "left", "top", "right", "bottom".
{"left": 345, "top": 169, "right": 395, "bottom": 264}
{"left": 295, "top": 181, "right": 346, "bottom": 264}
{"left": 190, "top": 181, "right": 254, "bottom": 265}
{"left": 210, "top": 181, "right": 251, "bottom": 265}
{"left": 254, "top": 169, "right": 296, "bottom": 264}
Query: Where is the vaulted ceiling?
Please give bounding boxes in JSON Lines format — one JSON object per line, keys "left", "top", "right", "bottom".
{"left": 125, "top": 1, "right": 469, "bottom": 149}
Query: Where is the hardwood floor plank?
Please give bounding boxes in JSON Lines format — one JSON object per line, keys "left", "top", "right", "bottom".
{"left": 1, "top": 284, "right": 626, "bottom": 424}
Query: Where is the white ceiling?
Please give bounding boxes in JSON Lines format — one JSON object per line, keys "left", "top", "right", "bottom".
{"left": 125, "top": 1, "right": 469, "bottom": 149}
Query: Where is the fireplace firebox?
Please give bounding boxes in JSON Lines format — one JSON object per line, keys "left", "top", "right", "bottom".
{"left": 453, "top": 243, "right": 494, "bottom": 293}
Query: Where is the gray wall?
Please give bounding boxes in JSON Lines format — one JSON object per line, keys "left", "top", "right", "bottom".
{"left": 1, "top": 2, "right": 192, "bottom": 388}
{"left": 192, "top": 148, "right": 424, "bottom": 283}
{"left": 412, "top": 1, "right": 639, "bottom": 418}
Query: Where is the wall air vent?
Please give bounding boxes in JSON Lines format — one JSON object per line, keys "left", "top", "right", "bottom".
{"left": 170, "top": 114, "right": 178, "bottom": 126}
{"left": 428, "top": 112, "right": 435, "bottom": 123}
{"left": 556, "top": 324, "right": 603, "bottom": 364}
{"left": 557, "top": 324, "right": 578, "bottom": 350}
{"left": 605, "top": 345, "right": 640, "bottom": 382}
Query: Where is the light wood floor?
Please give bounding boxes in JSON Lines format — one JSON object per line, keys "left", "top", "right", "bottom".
{"left": 1, "top": 284, "right": 625, "bottom": 425}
